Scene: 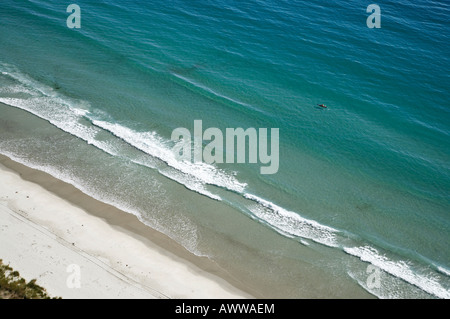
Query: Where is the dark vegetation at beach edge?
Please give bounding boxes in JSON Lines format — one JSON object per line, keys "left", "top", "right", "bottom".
{"left": 0, "top": 259, "right": 60, "bottom": 299}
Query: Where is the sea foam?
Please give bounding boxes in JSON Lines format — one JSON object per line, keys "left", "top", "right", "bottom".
{"left": 344, "top": 245, "right": 450, "bottom": 299}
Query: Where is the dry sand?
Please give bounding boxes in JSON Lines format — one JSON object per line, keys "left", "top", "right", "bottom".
{"left": 0, "top": 155, "right": 253, "bottom": 299}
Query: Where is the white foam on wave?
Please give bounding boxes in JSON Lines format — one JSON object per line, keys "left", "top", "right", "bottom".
{"left": 438, "top": 266, "right": 450, "bottom": 277}
{"left": 244, "top": 193, "right": 339, "bottom": 247}
{"left": 130, "top": 157, "right": 222, "bottom": 201}
{"left": 0, "top": 93, "right": 119, "bottom": 156}
{"left": 92, "top": 120, "right": 247, "bottom": 194}
{"left": 0, "top": 63, "right": 115, "bottom": 152}
{"left": 344, "top": 245, "right": 450, "bottom": 299}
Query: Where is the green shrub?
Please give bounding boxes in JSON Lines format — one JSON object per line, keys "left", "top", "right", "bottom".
{"left": 0, "top": 259, "right": 61, "bottom": 299}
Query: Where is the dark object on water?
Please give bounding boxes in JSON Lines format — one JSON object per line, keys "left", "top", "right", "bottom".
{"left": 318, "top": 104, "right": 327, "bottom": 108}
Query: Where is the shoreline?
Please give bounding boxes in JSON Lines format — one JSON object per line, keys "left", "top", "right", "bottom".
{"left": 0, "top": 153, "right": 255, "bottom": 299}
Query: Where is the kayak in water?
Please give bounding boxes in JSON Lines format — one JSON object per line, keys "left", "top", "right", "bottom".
{"left": 318, "top": 104, "right": 327, "bottom": 108}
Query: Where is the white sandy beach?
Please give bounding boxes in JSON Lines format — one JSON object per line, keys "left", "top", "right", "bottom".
{"left": 0, "top": 160, "right": 251, "bottom": 299}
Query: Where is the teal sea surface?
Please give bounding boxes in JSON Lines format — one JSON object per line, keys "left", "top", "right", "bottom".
{"left": 0, "top": 0, "right": 449, "bottom": 298}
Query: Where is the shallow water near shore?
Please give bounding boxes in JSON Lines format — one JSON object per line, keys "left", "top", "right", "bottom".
{"left": 0, "top": 0, "right": 449, "bottom": 298}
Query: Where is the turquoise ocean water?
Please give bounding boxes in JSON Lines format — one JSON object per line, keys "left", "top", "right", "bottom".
{"left": 0, "top": 0, "right": 449, "bottom": 298}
